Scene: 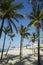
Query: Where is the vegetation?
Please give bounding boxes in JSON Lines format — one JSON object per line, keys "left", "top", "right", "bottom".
{"left": 1, "top": 26, "right": 11, "bottom": 59}
{"left": 18, "top": 25, "right": 30, "bottom": 61}
{"left": 5, "top": 33, "right": 15, "bottom": 56}
{"left": 0, "top": 0, "right": 24, "bottom": 37}
{"left": 30, "top": 33, "right": 36, "bottom": 56}
{"left": 0, "top": 0, "right": 43, "bottom": 65}
{"left": 26, "top": 0, "right": 43, "bottom": 65}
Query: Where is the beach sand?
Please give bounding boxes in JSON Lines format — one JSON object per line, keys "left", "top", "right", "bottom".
{"left": 0, "top": 48, "right": 43, "bottom": 65}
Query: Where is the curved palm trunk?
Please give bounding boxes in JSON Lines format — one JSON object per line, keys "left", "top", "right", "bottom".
{"left": 5, "top": 41, "right": 11, "bottom": 56}
{"left": 1, "top": 34, "right": 6, "bottom": 60}
{"left": 0, "top": 18, "right": 4, "bottom": 38}
{"left": 20, "top": 36, "right": 23, "bottom": 61}
{"left": 37, "top": 26, "right": 41, "bottom": 65}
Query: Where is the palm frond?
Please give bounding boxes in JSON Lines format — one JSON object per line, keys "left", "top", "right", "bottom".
{"left": 12, "top": 11, "right": 25, "bottom": 18}
{"left": 3, "top": 3, "right": 23, "bottom": 16}
{"left": 12, "top": 16, "right": 19, "bottom": 22}
{"left": 10, "top": 18, "right": 18, "bottom": 33}
{"left": 25, "top": 14, "right": 36, "bottom": 19}
{"left": 0, "top": 17, "right": 5, "bottom": 38}
{"left": 39, "top": 10, "right": 43, "bottom": 20}
{"left": 8, "top": 33, "right": 15, "bottom": 39}
{"left": 13, "top": 2, "right": 24, "bottom": 10}
{"left": 8, "top": 34, "right": 15, "bottom": 37}
{"left": 19, "top": 25, "right": 30, "bottom": 39}
{"left": 8, "top": 0, "right": 15, "bottom": 3}
{"left": 3, "top": 26, "right": 11, "bottom": 34}
{"left": 8, "top": 19, "right": 13, "bottom": 33}
{"left": 25, "top": 33, "right": 31, "bottom": 36}
{"left": 0, "top": 12, "right": 4, "bottom": 18}
{"left": 27, "top": 20, "right": 34, "bottom": 27}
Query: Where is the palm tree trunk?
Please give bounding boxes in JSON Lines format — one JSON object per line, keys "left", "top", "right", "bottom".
{"left": 0, "top": 18, "right": 4, "bottom": 37}
{"left": 5, "top": 41, "right": 11, "bottom": 56}
{"left": 34, "top": 48, "right": 35, "bottom": 56}
{"left": 20, "top": 36, "right": 23, "bottom": 61}
{"left": 32, "top": 43, "right": 33, "bottom": 55}
{"left": 37, "top": 26, "right": 41, "bottom": 65}
{"left": 1, "top": 34, "right": 6, "bottom": 60}
{"left": 32, "top": 43, "right": 35, "bottom": 56}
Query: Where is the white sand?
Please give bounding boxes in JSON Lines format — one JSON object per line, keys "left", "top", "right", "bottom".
{"left": 0, "top": 48, "right": 43, "bottom": 65}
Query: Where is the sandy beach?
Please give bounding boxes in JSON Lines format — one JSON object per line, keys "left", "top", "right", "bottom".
{"left": 0, "top": 48, "right": 43, "bottom": 65}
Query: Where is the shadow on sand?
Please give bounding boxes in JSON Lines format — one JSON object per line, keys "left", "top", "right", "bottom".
{"left": 0, "top": 54, "right": 19, "bottom": 65}
{"left": 14, "top": 61, "right": 24, "bottom": 65}
{"left": 0, "top": 54, "right": 43, "bottom": 65}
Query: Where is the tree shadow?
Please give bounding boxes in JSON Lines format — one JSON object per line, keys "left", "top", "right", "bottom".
{"left": 0, "top": 54, "right": 19, "bottom": 65}
{"left": 32, "top": 54, "right": 43, "bottom": 65}
{"left": 32, "top": 60, "right": 38, "bottom": 65}
{"left": 0, "top": 54, "right": 33, "bottom": 65}
{"left": 40, "top": 54, "right": 43, "bottom": 65}
{"left": 0, "top": 54, "right": 43, "bottom": 65}
{"left": 14, "top": 61, "right": 24, "bottom": 65}
{"left": 32, "top": 59, "right": 43, "bottom": 65}
{"left": 22, "top": 54, "right": 33, "bottom": 62}
{"left": 22, "top": 54, "right": 37, "bottom": 65}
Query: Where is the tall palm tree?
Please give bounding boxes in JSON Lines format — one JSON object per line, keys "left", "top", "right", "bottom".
{"left": 26, "top": 2, "right": 43, "bottom": 65}
{"left": 5, "top": 33, "right": 15, "bottom": 56}
{"left": 0, "top": 0, "right": 24, "bottom": 37}
{"left": 30, "top": 33, "right": 37, "bottom": 56}
{"left": 1, "top": 26, "right": 11, "bottom": 59}
{"left": 18, "top": 25, "right": 30, "bottom": 61}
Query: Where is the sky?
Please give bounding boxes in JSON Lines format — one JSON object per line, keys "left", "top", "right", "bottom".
{"left": 0, "top": 0, "right": 43, "bottom": 49}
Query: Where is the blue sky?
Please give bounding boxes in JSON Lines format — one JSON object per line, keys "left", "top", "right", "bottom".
{"left": 0, "top": 0, "right": 43, "bottom": 49}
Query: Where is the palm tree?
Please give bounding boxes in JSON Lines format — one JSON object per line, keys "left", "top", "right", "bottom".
{"left": 18, "top": 25, "right": 30, "bottom": 61}
{"left": 26, "top": 2, "right": 43, "bottom": 65}
{"left": 1, "top": 26, "right": 11, "bottom": 59}
{"left": 30, "top": 33, "right": 37, "bottom": 56}
{"left": 5, "top": 33, "right": 15, "bottom": 56}
{"left": 0, "top": 0, "right": 24, "bottom": 37}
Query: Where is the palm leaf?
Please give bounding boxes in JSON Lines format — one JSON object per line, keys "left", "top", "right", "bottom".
{"left": 10, "top": 18, "right": 18, "bottom": 33}
{"left": 39, "top": 10, "right": 43, "bottom": 20}
{"left": 25, "top": 14, "right": 36, "bottom": 19}
{"left": 8, "top": 19, "right": 13, "bottom": 33}
{"left": 0, "top": 0, "right": 24, "bottom": 37}
{"left": 8, "top": 0, "right": 15, "bottom": 3}
{"left": 8, "top": 34, "right": 15, "bottom": 38}
{"left": 12, "top": 16, "right": 19, "bottom": 22}
{"left": 8, "top": 33, "right": 15, "bottom": 40}
{"left": 13, "top": 2, "right": 24, "bottom": 10}
{"left": 27, "top": 20, "right": 34, "bottom": 27}
{"left": 0, "top": 12, "right": 4, "bottom": 18}
{"left": 25, "top": 33, "right": 31, "bottom": 36}
{"left": 3, "top": 26, "right": 11, "bottom": 34}
{"left": 3, "top": 3, "right": 23, "bottom": 16}
{"left": 0, "top": 17, "right": 5, "bottom": 38}
{"left": 12, "top": 11, "right": 24, "bottom": 18}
